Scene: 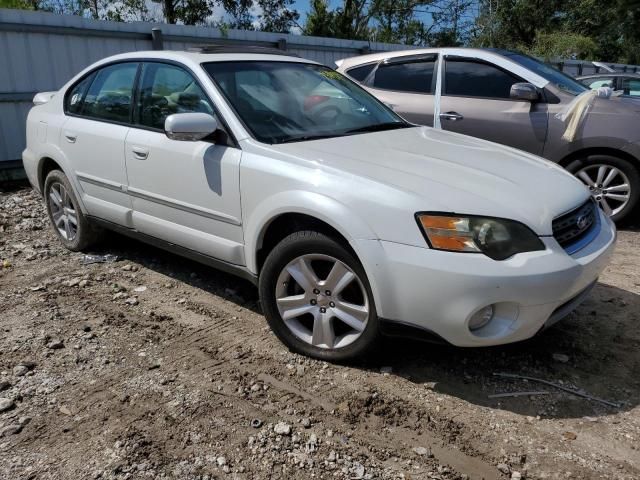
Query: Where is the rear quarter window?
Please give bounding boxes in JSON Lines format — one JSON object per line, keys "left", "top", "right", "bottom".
{"left": 346, "top": 64, "right": 376, "bottom": 82}
{"left": 373, "top": 61, "right": 434, "bottom": 94}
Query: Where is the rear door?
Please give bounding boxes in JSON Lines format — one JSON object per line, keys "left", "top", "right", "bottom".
{"left": 124, "top": 61, "right": 244, "bottom": 265}
{"left": 438, "top": 56, "right": 548, "bottom": 155}
{"left": 360, "top": 55, "right": 437, "bottom": 126}
{"left": 59, "top": 62, "right": 138, "bottom": 226}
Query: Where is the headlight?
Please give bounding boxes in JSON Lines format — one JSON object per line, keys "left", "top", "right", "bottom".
{"left": 416, "top": 213, "right": 545, "bottom": 260}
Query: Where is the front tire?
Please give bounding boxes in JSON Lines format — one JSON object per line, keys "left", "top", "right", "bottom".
{"left": 259, "top": 231, "right": 379, "bottom": 361}
{"left": 44, "top": 170, "right": 100, "bottom": 251}
{"left": 566, "top": 154, "right": 640, "bottom": 223}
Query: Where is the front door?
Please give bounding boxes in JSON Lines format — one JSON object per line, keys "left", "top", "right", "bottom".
{"left": 438, "top": 57, "right": 548, "bottom": 155}
{"left": 124, "top": 62, "right": 244, "bottom": 265}
{"left": 60, "top": 62, "right": 138, "bottom": 226}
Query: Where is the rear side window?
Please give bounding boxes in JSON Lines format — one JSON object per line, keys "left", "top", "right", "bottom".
{"left": 346, "top": 64, "right": 375, "bottom": 82}
{"left": 65, "top": 75, "right": 94, "bottom": 115}
{"left": 622, "top": 77, "right": 640, "bottom": 96}
{"left": 444, "top": 60, "right": 520, "bottom": 99}
{"left": 584, "top": 78, "right": 614, "bottom": 89}
{"left": 373, "top": 61, "right": 434, "bottom": 94}
{"left": 81, "top": 63, "right": 138, "bottom": 123}
{"left": 137, "top": 63, "right": 214, "bottom": 130}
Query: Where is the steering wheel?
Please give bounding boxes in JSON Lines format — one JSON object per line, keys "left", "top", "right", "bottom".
{"left": 309, "top": 105, "right": 343, "bottom": 125}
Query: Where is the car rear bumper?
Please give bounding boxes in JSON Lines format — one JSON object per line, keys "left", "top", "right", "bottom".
{"left": 358, "top": 209, "right": 616, "bottom": 347}
{"left": 22, "top": 148, "right": 40, "bottom": 193}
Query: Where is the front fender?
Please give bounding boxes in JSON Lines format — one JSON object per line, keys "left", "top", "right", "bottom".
{"left": 244, "top": 190, "right": 389, "bottom": 314}
{"left": 244, "top": 188, "right": 379, "bottom": 272}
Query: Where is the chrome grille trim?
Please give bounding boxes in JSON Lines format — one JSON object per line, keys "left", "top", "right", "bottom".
{"left": 552, "top": 200, "right": 599, "bottom": 254}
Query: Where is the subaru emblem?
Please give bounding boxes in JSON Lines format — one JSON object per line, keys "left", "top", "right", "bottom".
{"left": 576, "top": 214, "right": 589, "bottom": 230}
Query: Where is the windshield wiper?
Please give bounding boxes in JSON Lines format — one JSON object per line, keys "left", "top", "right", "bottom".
{"left": 344, "top": 122, "right": 411, "bottom": 134}
{"left": 278, "top": 133, "right": 343, "bottom": 144}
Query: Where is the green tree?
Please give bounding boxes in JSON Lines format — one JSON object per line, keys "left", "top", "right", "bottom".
{"left": 304, "top": 0, "right": 337, "bottom": 37}
{"left": 523, "top": 31, "right": 598, "bottom": 60}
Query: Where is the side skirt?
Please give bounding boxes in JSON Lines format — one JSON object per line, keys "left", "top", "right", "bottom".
{"left": 88, "top": 216, "right": 258, "bottom": 285}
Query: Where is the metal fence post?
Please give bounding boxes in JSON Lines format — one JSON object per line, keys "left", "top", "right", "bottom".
{"left": 151, "top": 28, "right": 164, "bottom": 50}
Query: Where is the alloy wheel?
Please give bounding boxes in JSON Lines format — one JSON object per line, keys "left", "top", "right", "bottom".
{"left": 48, "top": 182, "right": 78, "bottom": 241}
{"left": 275, "top": 254, "right": 369, "bottom": 349}
{"left": 574, "top": 164, "right": 631, "bottom": 216}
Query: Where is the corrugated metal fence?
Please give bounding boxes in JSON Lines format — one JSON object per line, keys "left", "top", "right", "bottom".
{"left": 0, "top": 8, "right": 412, "bottom": 167}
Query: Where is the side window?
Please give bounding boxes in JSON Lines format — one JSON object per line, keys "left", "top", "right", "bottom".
{"left": 372, "top": 61, "right": 435, "bottom": 94}
{"left": 138, "top": 63, "right": 214, "bottom": 130}
{"left": 82, "top": 63, "right": 138, "bottom": 123}
{"left": 444, "top": 59, "right": 520, "bottom": 99}
{"left": 65, "top": 74, "right": 94, "bottom": 115}
{"left": 585, "top": 78, "right": 614, "bottom": 89}
{"left": 346, "top": 64, "right": 376, "bottom": 82}
{"left": 622, "top": 78, "right": 640, "bottom": 96}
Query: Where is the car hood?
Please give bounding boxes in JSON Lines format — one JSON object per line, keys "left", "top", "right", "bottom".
{"left": 271, "top": 127, "right": 590, "bottom": 235}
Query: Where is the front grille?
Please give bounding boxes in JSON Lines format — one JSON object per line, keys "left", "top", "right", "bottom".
{"left": 552, "top": 199, "right": 598, "bottom": 252}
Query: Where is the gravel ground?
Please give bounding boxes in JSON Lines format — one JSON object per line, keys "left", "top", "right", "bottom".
{"left": 0, "top": 186, "right": 639, "bottom": 480}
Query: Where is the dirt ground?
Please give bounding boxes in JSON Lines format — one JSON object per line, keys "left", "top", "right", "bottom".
{"left": 0, "top": 186, "right": 639, "bottom": 480}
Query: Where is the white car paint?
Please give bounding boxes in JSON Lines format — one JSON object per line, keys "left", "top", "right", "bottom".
{"left": 23, "top": 50, "right": 616, "bottom": 347}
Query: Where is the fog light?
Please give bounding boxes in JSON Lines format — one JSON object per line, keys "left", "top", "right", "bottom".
{"left": 469, "top": 305, "right": 494, "bottom": 331}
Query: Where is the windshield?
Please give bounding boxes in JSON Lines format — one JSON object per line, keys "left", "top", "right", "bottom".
{"left": 502, "top": 52, "right": 588, "bottom": 96}
{"left": 203, "top": 61, "right": 409, "bottom": 144}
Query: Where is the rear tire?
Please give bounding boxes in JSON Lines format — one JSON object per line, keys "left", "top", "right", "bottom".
{"left": 44, "top": 170, "right": 100, "bottom": 251}
{"left": 259, "top": 230, "right": 380, "bottom": 362}
{"left": 566, "top": 154, "right": 639, "bottom": 223}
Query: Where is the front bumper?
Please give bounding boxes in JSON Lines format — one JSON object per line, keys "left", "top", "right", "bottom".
{"left": 358, "top": 209, "right": 616, "bottom": 347}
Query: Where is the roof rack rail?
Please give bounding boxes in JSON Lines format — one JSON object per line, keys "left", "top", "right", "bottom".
{"left": 187, "top": 45, "right": 299, "bottom": 57}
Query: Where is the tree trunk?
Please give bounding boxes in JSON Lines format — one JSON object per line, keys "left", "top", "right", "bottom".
{"left": 164, "top": 0, "right": 176, "bottom": 24}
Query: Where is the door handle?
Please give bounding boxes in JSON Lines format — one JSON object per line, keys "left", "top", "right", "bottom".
{"left": 64, "top": 132, "right": 77, "bottom": 143}
{"left": 439, "top": 112, "right": 464, "bottom": 122}
{"left": 131, "top": 147, "right": 149, "bottom": 160}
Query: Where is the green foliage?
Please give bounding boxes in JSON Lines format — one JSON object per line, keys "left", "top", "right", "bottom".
{"left": 471, "top": 0, "right": 640, "bottom": 63}
{"left": 520, "top": 31, "right": 598, "bottom": 60}
{"left": 0, "top": 0, "right": 36, "bottom": 9}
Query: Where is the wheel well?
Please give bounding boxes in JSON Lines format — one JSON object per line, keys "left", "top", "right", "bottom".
{"left": 38, "top": 157, "right": 62, "bottom": 192}
{"left": 559, "top": 147, "right": 639, "bottom": 169}
{"left": 256, "top": 213, "right": 353, "bottom": 273}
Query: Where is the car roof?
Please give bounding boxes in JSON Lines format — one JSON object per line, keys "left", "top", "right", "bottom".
{"left": 90, "top": 49, "right": 316, "bottom": 67}
{"left": 577, "top": 73, "right": 640, "bottom": 79}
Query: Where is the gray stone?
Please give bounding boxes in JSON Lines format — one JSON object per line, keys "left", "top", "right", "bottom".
{"left": 0, "top": 424, "right": 22, "bottom": 437}
{"left": 497, "top": 463, "right": 511, "bottom": 474}
{"left": 0, "top": 397, "right": 14, "bottom": 412}
{"left": 412, "top": 446, "right": 433, "bottom": 457}
{"left": 553, "top": 353, "right": 570, "bottom": 363}
{"left": 13, "top": 365, "right": 29, "bottom": 377}
{"left": 274, "top": 422, "right": 291, "bottom": 436}
{"left": 47, "top": 338, "right": 64, "bottom": 349}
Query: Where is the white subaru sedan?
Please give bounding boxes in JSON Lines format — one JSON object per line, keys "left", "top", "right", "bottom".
{"left": 22, "top": 47, "right": 616, "bottom": 361}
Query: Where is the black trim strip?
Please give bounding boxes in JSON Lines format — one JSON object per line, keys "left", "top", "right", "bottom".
{"left": 0, "top": 92, "right": 37, "bottom": 102}
{"left": 88, "top": 216, "right": 257, "bottom": 285}
{"left": 127, "top": 187, "right": 242, "bottom": 226}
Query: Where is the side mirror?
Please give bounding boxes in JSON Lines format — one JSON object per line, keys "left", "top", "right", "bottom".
{"left": 164, "top": 113, "right": 218, "bottom": 141}
{"left": 510, "top": 82, "right": 539, "bottom": 102}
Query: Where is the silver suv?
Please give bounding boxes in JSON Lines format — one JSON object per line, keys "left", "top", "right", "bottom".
{"left": 337, "top": 48, "right": 640, "bottom": 223}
